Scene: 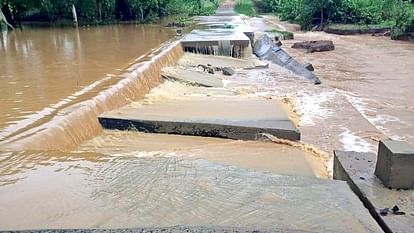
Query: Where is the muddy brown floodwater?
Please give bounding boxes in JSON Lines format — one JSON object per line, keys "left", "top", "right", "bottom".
{"left": 0, "top": 24, "right": 175, "bottom": 144}
{"left": 246, "top": 16, "right": 414, "bottom": 157}
{"left": 1, "top": 11, "right": 412, "bottom": 231}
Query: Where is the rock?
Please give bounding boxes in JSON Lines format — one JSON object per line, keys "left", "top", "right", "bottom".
{"left": 303, "top": 63, "right": 314, "bottom": 71}
{"left": 394, "top": 211, "right": 406, "bottom": 215}
{"left": 198, "top": 64, "right": 215, "bottom": 74}
{"left": 274, "top": 40, "right": 283, "bottom": 47}
{"left": 379, "top": 208, "right": 389, "bottom": 216}
{"left": 222, "top": 67, "right": 235, "bottom": 76}
{"left": 392, "top": 205, "right": 399, "bottom": 213}
{"left": 391, "top": 206, "right": 406, "bottom": 215}
{"left": 198, "top": 64, "right": 208, "bottom": 70}
{"left": 292, "top": 40, "right": 335, "bottom": 53}
{"left": 273, "top": 36, "right": 283, "bottom": 46}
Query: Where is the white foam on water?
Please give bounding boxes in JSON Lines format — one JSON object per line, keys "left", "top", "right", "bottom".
{"left": 339, "top": 127, "right": 375, "bottom": 153}
{"left": 370, "top": 114, "right": 401, "bottom": 125}
{"left": 222, "top": 79, "right": 233, "bottom": 88}
{"left": 246, "top": 89, "right": 279, "bottom": 98}
{"left": 293, "top": 91, "right": 337, "bottom": 126}
{"left": 232, "top": 88, "right": 336, "bottom": 127}
{"left": 110, "top": 150, "right": 180, "bottom": 158}
{"left": 343, "top": 91, "right": 407, "bottom": 139}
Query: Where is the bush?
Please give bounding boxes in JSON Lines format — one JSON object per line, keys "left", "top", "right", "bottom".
{"left": 1, "top": 0, "right": 219, "bottom": 25}
{"left": 235, "top": 0, "right": 257, "bottom": 17}
{"left": 262, "top": 0, "right": 414, "bottom": 35}
{"left": 391, "top": 2, "right": 414, "bottom": 37}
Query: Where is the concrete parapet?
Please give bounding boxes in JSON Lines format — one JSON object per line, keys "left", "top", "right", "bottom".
{"left": 375, "top": 139, "right": 414, "bottom": 189}
{"left": 334, "top": 150, "right": 414, "bottom": 233}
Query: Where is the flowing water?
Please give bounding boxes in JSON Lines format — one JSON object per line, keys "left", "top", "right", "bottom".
{"left": 1, "top": 14, "right": 413, "bottom": 230}
{"left": 246, "top": 16, "right": 414, "bottom": 154}
{"left": 0, "top": 21, "right": 333, "bottom": 229}
{"left": 0, "top": 24, "right": 183, "bottom": 151}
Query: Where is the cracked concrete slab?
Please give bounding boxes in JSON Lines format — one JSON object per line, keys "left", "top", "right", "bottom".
{"left": 177, "top": 53, "right": 267, "bottom": 69}
{"left": 1, "top": 156, "right": 383, "bottom": 232}
{"left": 162, "top": 67, "right": 223, "bottom": 88}
{"left": 98, "top": 98, "right": 300, "bottom": 141}
{"left": 79, "top": 131, "right": 326, "bottom": 178}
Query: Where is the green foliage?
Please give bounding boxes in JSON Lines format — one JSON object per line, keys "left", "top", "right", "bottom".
{"left": 0, "top": 0, "right": 218, "bottom": 25}
{"left": 262, "top": 0, "right": 414, "bottom": 37}
{"left": 199, "top": 0, "right": 218, "bottom": 16}
{"left": 391, "top": 2, "right": 414, "bottom": 39}
{"left": 265, "top": 28, "right": 294, "bottom": 39}
{"left": 235, "top": 0, "right": 257, "bottom": 16}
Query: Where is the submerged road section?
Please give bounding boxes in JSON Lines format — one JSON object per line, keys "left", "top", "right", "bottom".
{"left": 0, "top": 1, "right": 395, "bottom": 232}
{"left": 78, "top": 3, "right": 381, "bottom": 233}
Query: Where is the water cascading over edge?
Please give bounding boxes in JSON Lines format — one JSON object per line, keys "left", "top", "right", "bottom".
{"left": 1, "top": 41, "right": 184, "bottom": 151}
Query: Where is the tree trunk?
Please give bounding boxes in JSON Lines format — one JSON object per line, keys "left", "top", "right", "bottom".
{"left": 320, "top": 7, "right": 324, "bottom": 29}
{"left": 72, "top": 4, "right": 78, "bottom": 27}
{"left": 98, "top": 1, "right": 102, "bottom": 22}
{"left": 0, "top": 7, "right": 14, "bottom": 30}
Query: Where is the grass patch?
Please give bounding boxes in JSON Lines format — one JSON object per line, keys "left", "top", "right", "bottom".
{"left": 235, "top": 0, "right": 258, "bottom": 17}
{"left": 265, "top": 29, "right": 294, "bottom": 40}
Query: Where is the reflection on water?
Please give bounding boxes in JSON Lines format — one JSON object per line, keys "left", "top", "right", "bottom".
{"left": 0, "top": 24, "right": 174, "bottom": 133}
{"left": 0, "top": 25, "right": 183, "bottom": 151}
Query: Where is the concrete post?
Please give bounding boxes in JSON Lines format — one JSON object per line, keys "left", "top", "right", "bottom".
{"left": 375, "top": 139, "right": 414, "bottom": 189}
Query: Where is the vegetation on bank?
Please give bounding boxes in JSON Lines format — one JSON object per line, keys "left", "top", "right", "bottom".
{"left": 264, "top": 29, "right": 294, "bottom": 39}
{"left": 0, "top": 0, "right": 219, "bottom": 27}
{"left": 260, "top": 0, "right": 414, "bottom": 39}
{"left": 235, "top": 0, "right": 257, "bottom": 16}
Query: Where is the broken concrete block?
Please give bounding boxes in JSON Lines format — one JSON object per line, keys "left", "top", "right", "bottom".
{"left": 303, "top": 63, "right": 314, "bottom": 71}
{"left": 253, "top": 34, "right": 321, "bottom": 85}
{"left": 375, "top": 139, "right": 414, "bottom": 189}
